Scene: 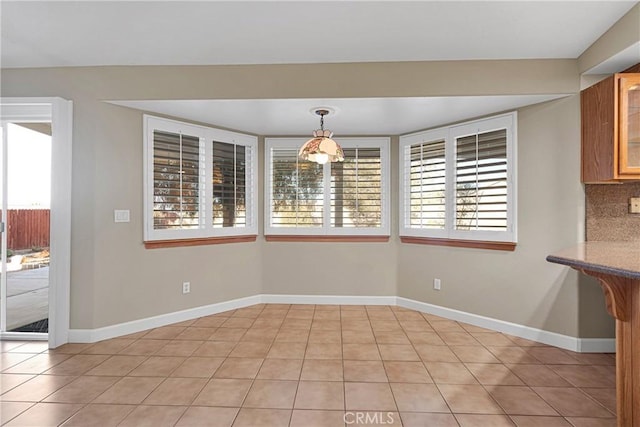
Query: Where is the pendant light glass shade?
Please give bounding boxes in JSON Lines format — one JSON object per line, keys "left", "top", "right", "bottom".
{"left": 299, "top": 110, "right": 344, "bottom": 164}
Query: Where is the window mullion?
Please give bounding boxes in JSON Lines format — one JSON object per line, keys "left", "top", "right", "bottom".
{"left": 323, "top": 161, "right": 331, "bottom": 232}
{"left": 203, "top": 136, "right": 211, "bottom": 231}
{"left": 445, "top": 130, "right": 456, "bottom": 236}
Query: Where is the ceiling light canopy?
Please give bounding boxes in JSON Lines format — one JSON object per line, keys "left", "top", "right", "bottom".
{"left": 299, "top": 109, "right": 344, "bottom": 165}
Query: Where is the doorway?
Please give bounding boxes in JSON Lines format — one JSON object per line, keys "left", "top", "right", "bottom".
{"left": 0, "top": 98, "right": 72, "bottom": 348}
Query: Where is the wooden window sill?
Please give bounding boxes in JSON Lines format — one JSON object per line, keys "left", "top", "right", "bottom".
{"left": 145, "top": 235, "right": 257, "bottom": 249}
{"left": 400, "top": 236, "right": 516, "bottom": 251}
{"left": 265, "top": 235, "right": 390, "bottom": 243}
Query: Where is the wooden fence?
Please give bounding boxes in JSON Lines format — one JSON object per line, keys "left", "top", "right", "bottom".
{"left": 3, "top": 209, "right": 50, "bottom": 250}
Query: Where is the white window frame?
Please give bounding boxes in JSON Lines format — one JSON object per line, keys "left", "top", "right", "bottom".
{"left": 399, "top": 112, "right": 517, "bottom": 244}
{"left": 143, "top": 115, "right": 258, "bottom": 242}
{"left": 265, "top": 137, "right": 390, "bottom": 236}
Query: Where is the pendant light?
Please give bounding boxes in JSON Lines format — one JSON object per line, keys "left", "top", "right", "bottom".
{"left": 298, "top": 109, "right": 344, "bottom": 164}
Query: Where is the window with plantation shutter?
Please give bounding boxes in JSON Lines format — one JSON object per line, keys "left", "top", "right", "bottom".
{"left": 144, "top": 115, "right": 257, "bottom": 246}
{"left": 153, "top": 130, "right": 202, "bottom": 230}
{"left": 265, "top": 138, "right": 390, "bottom": 237}
{"left": 399, "top": 113, "right": 516, "bottom": 249}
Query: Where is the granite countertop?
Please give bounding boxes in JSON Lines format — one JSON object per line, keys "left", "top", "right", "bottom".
{"left": 547, "top": 241, "right": 640, "bottom": 280}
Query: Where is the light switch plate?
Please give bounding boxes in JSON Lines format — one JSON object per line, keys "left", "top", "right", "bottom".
{"left": 114, "top": 209, "right": 130, "bottom": 223}
{"left": 630, "top": 198, "right": 640, "bottom": 214}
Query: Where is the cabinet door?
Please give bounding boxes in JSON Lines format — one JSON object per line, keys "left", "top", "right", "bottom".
{"left": 619, "top": 75, "right": 640, "bottom": 175}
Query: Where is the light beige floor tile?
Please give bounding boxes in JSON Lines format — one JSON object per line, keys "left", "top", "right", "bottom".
{"left": 487, "top": 346, "right": 542, "bottom": 364}
{"left": 0, "top": 374, "right": 76, "bottom": 402}
{"left": 374, "top": 331, "right": 411, "bottom": 344}
{"left": 290, "top": 409, "right": 346, "bottom": 427}
{"left": 294, "top": 381, "right": 345, "bottom": 410}
{"left": 85, "top": 355, "right": 146, "bottom": 376}
{"left": 192, "top": 341, "right": 236, "bottom": 357}
{"left": 342, "top": 343, "right": 381, "bottom": 360}
{"left": 175, "top": 406, "right": 238, "bottom": 427}
{"left": 3, "top": 353, "right": 71, "bottom": 374}
{"left": 405, "top": 331, "right": 446, "bottom": 345}
{"left": 274, "top": 329, "right": 310, "bottom": 343}
{"left": 305, "top": 343, "right": 342, "bottom": 360}
{"left": 487, "top": 385, "right": 559, "bottom": 415}
{"left": 564, "top": 417, "right": 616, "bottom": 426}
{"left": 341, "top": 330, "right": 376, "bottom": 343}
{"left": 82, "top": 338, "right": 136, "bottom": 355}
{"left": 526, "top": 347, "right": 581, "bottom": 365}
{"left": 192, "top": 378, "right": 252, "bottom": 406}
{"left": 233, "top": 408, "right": 291, "bottom": 427}
{"left": 1, "top": 402, "right": 35, "bottom": 425}
{"left": 175, "top": 327, "right": 216, "bottom": 340}
{"left": 580, "top": 387, "right": 616, "bottom": 414}
{"left": 267, "top": 342, "right": 307, "bottom": 359}
{"left": 414, "top": 344, "right": 460, "bottom": 362}
{"left": 400, "top": 412, "right": 458, "bottom": 427}
{"left": 257, "top": 358, "right": 303, "bottom": 380}
{"left": 438, "top": 384, "right": 503, "bottom": 414}
{"left": 213, "top": 357, "right": 263, "bottom": 379}
{"left": 455, "top": 414, "right": 515, "bottom": 426}
{"left": 118, "top": 405, "right": 187, "bottom": 427}
{"left": 425, "top": 362, "right": 478, "bottom": 384}
{"left": 344, "top": 382, "right": 396, "bottom": 411}
{"left": 390, "top": 382, "right": 449, "bottom": 412}
{"left": 170, "top": 356, "right": 225, "bottom": 378}
{"left": 60, "top": 403, "right": 134, "bottom": 426}
{"left": 471, "top": 332, "right": 517, "bottom": 346}
{"left": 0, "top": 373, "right": 35, "bottom": 393}
{"left": 532, "top": 387, "right": 613, "bottom": 418}
{"left": 154, "top": 339, "right": 203, "bottom": 356}
{"left": 44, "top": 354, "right": 109, "bottom": 375}
{"left": 241, "top": 328, "right": 279, "bottom": 342}
{"left": 507, "top": 364, "right": 572, "bottom": 387}
{"left": 377, "top": 344, "right": 420, "bottom": 361}
{"left": 510, "top": 415, "right": 572, "bottom": 426}
{"left": 228, "top": 341, "right": 271, "bottom": 358}
{"left": 465, "top": 363, "right": 525, "bottom": 385}
{"left": 44, "top": 375, "right": 119, "bottom": 403}
{"left": 220, "top": 317, "right": 255, "bottom": 329}
{"left": 383, "top": 361, "right": 432, "bottom": 383}
{"left": 4, "top": 402, "right": 83, "bottom": 427}
{"left": 451, "top": 346, "right": 501, "bottom": 363}
{"left": 301, "top": 359, "right": 344, "bottom": 381}
{"left": 93, "top": 376, "right": 163, "bottom": 404}
{"left": 343, "top": 360, "right": 387, "bottom": 382}
{"left": 143, "top": 326, "right": 187, "bottom": 340}
{"left": 143, "top": 377, "right": 207, "bottom": 405}
{"left": 117, "top": 339, "right": 169, "bottom": 356}
{"left": 209, "top": 328, "right": 247, "bottom": 342}
{"left": 128, "top": 356, "right": 185, "bottom": 377}
{"left": 243, "top": 379, "right": 298, "bottom": 409}
{"left": 549, "top": 365, "right": 616, "bottom": 388}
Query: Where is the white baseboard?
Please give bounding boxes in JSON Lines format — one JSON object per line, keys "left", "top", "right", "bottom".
{"left": 0, "top": 332, "right": 48, "bottom": 341}
{"left": 260, "top": 294, "right": 397, "bottom": 306}
{"left": 396, "top": 297, "right": 616, "bottom": 353}
{"left": 68, "top": 295, "right": 261, "bottom": 343}
{"left": 67, "top": 293, "right": 615, "bottom": 353}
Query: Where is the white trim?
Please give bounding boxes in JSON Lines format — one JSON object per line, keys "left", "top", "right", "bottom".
{"left": 66, "top": 293, "right": 615, "bottom": 353}
{"left": 265, "top": 137, "right": 391, "bottom": 236}
{"left": 396, "top": 297, "right": 615, "bottom": 353}
{"left": 68, "top": 295, "right": 262, "bottom": 343}
{"left": 260, "top": 294, "right": 397, "bottom": 306}
{"left": 0, "top": 97, "right": 73, "bottom": 349}
{"left": 0, "top": 332, "right": 48, "bottom": 341}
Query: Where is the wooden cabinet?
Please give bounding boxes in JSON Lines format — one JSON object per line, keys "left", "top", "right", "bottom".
{"left": 581, "top": 71, "right": 640, "bottom": 183}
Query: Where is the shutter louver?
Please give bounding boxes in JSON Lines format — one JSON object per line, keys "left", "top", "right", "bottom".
{"left": 271, "top": 148, "right": 323, "bottom": 227}
{"left": 455, "top": 129, "right": 508, "bottom": 231}
{"left": 408, "top": 139, "right": 446, "bottom": 229}
{"left": 153, "top": 130, "right": 201, "bottom": 230}
{"left": 330, "top": 148, "right": 382, "bottom": 228}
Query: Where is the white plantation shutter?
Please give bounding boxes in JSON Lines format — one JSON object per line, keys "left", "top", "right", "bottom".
{"left": 144, "top": 115, "right": 257, "bottom": 242}
{"left": 407, "top": 139, "right": 446, "bottom": 229}
{"left": 331, "top": 148, "right": 382, "bottom": 228}
{"left": 152, "top": 130, "right": 203, "bottom": 230}
{"left": 265, "top": 138, "right": 390, "bottom": 236}
{"left": 455, "top": 129, "right": 508, "bottom": 231}
{"left": 270, "top": 147, "right": 324, "bottom": 227}
{"left": 212, "top": 141, "right": 251, "bottom": 228}
{"left": 400, "top": 112, "right": 516, "bottom": 244}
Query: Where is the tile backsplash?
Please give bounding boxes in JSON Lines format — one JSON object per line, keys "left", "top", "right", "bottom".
{"left": 585, "top": 183, "right": 640, "bottom": 241}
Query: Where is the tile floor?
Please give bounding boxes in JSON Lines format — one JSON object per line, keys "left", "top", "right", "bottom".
{"left": 0, "top": 304, "right": 617, "bottom": 426}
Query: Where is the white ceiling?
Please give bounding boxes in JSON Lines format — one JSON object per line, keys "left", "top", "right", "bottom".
{"left": 111, "top": 95, "right": 567, "bottom": 135}
{"left": 1, "top": 1, "right": 636, "bottom": 68}
{"left": 2, "top": 1, "right": 637, "bottom": 134}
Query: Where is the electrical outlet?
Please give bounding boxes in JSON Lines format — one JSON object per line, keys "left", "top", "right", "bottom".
{"left": 182, "top": 282, "right": 190, "bottom": 294}
{"left": 630, "top": 198, "right": 640, "bottom": 214}
{"left": 433, "top": 278, "right": 441, "bottom": 290}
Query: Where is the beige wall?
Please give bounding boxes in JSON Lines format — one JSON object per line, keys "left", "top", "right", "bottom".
{"left": 1, "top": 60, "right": 613, "bottom": 338}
